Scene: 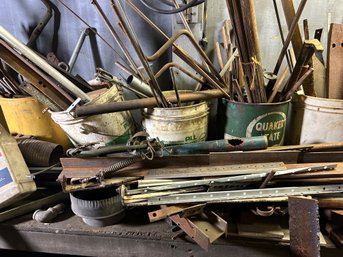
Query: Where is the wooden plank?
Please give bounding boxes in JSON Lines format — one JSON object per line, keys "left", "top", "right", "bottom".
{"left": 327, "top": 23, "right": 343, "bottom": 99}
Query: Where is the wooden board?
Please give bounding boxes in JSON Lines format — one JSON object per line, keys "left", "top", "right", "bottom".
{"left": 327, "top": 23, "right": 343, "bottom": 99}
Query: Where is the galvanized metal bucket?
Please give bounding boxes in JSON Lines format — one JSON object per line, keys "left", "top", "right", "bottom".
{"left": 51, "top": 85, "right": 135, "bottom": 147}
{"left": 286, "top": 94, "right": 343, "bottom": 144}
{"left": 223, "top": 99, "right": 290, "bottom": 146}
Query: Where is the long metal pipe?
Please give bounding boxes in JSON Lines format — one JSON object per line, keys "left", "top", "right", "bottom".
{"left": 91, "top": 0, "right": 143, "bottom": 79}
{"left": 126, "top": 75, "right": 154, "bottom": 97}
{"left": 75, "top": 89, "right": 227, "bottom": 116}
{"left": 0, "top": 26, "right": 91, "bottom": 102}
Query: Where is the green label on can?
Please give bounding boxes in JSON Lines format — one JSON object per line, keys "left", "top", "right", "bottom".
{"left": 246, "top": 112, "right": 286, "bottom": 145}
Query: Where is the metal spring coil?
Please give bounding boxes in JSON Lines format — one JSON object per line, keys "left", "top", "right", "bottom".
{"left": 98, "top": 154, "right": 142, "bottom": 178}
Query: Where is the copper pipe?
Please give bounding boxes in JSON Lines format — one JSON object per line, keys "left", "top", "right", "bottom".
{"left": 154, "top": 62, "right": 204, "bottom": 84}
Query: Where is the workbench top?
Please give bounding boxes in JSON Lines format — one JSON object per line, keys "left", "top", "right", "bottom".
{"left": 0, "top": 208, "right": 342, "bottom": 257}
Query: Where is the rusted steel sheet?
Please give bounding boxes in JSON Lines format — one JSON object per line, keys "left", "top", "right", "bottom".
{"left": 288, "top": 196, "right": 320, "bottom": 257}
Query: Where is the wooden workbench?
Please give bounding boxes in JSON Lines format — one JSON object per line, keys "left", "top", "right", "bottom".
{"left": 0, "top": 208, "right": 342, "bottom": 257}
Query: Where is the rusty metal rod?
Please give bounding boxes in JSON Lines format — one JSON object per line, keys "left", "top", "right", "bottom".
{"left": 266, "top": 0, "right": 307, "bottom": 94}
{"left": 272, "top": 0, "right": 293, "bottom": 72}
{"left": 126, "top": 0, "right": 229, "bottom": 97}
{"left": 110, "top": 0, "right": 168, "bottom": 107}
{"left": 146, "top": 29, "right": 224, "bottom": 85}
{"left": 283, "top": 67, "right": 313, "bottom": 101}
{"left": 155, "top": 62, "right": 204, "bottom": 84}
{"left": 281, "top": 0, "right": 303, "bottom": 58}
{"left": 75, "top": 89, "right": 227, "bottom": 116}
{"left": 91, "top": 0, "right": 143, "bottom": 80}
{"left": 27, "top": 0, "right": 53, "bottom": 48}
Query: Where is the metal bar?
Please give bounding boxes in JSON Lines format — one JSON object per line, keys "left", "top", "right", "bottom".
{"left": 27, "top": 0, "right": 53, "bottom": 48}
{"left": 126, "top": 0, "right": 228, "bottom": 96}
{"left": 0, "top": 41, "right": 72, "bottom": 110}
{"left": 272, "top": 0, "right": 293, "bottom": 72}
{"left": 0, "top": 27, "right": 90, "bottom": 102}
{"left": 0, "top": 192, "right": 68, "bottom": 223}
{"left": 20, "top": 82, "right": 60, "bottom": 111}
{"left": 75, "top": 89, "right": 227, "bottom": 116}
{"left": 91, "top": 0, "right": 143, "bottom": 79}
{"left": 111, "top": 0, "right": 168, "bottom": 108}
{"left": 267, "top": 66, "right": 289, "bottom": 103}
{"left": 281, "top": 0, "right": 304, "bottom": 59}
{"left": 266, "top": 0, "right": 307, "bottom": 94}
{"left": 148, "top": 204, "right": 206, "bottom": 223}
{"left": 138, "top": 164, "right": 336, "bottom": 192}
{"left": 281, "top": 39, "right": 323, "bottom": 99}
{"left": 146, "top": 29, "right": 225, "bottom": 87}
{"left": 283, "top": 67, "right": 313, "bottom": 100}
{"left": 289, "top": 196, "right": 320, "bottom": 257}
{"left": 145, "top": 184, "right": 343, "bottom": 205}
{"left": 68, "top": 28, "right": 91, "bottom": 72}
{"left": 56, "top": 0, "right": 134, "bottom": 74}
{"left": 154, "top": 62, "right": 204, "bottom": 84}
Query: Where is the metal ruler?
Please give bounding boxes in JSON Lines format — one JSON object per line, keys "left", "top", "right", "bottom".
{"left": 146, "top": 184, "right": 343, "bottom": 205}
{"left": 143, "top": 162, "right": 286, "bottom": 179}
{"left": 137, "top": 164, "right": 336, "bottom": 192}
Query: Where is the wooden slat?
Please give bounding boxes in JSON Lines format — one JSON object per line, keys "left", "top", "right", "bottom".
{"left": 327, "top": 23, "right": 343, "bottom": 99}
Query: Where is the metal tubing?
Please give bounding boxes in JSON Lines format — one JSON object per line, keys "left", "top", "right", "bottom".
{"left": 68, "top": 28, "right": 91, "bottom": 72}
{"left": 126, "top": 75, "right": 154, "bottom": 97}
{"left": 168, "top": 136, "right": 268, "bottom": 155}
{"left": 17, "top": 138, "right": 64, "bottom": 167}
{"left": 75, "top": 89, "right": 227, "bottom": 116}
{"left": 32, "top": 203, "right": 65, "bottom": 223}
{"left": 0, "top": 26, "right": 90, "bottom": 102}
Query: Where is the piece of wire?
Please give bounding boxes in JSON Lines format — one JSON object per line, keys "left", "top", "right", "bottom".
{"left": 138, "top": 0, "right": 205, "bottom": 14}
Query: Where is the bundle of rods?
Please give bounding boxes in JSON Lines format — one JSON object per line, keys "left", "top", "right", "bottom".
{"left": 226, "top": 0, "right": 267, "bottom": 103}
